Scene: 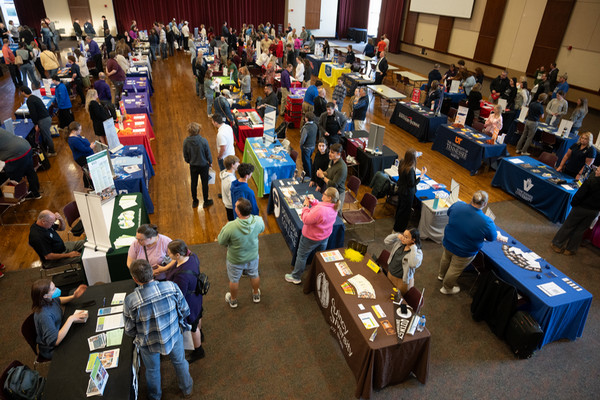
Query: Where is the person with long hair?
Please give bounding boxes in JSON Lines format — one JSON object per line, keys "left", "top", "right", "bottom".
{"left": 570, "top": 98, "right": 588, "bottom": 135}
{"left": 384, "top": 228, "right": 423, "bottom": 294}
{"left": 31, "top": 278, "right": 87, "bottom": 359}
{"left": 466, "top": 83, "right": 482, "bottom": 127}
{"left": 285, "top": 187, "right": 340, "bottom": 285}
{"left": 483, "top": 104, "right": 503, "bottom": 142}
{"left": 166, "top": 240, "right": 205, "bottom": 362}
{"left": 85, "top": 89, "right": 110, "bottom": 145}
{"left": 393, "top": 149, "right": 427, "bottom": 233}
{"left": 556, "top": 132, "right": 596, "bottom": 179}
{"left": 310, "top": 138, "right": 329, "bottom": 191}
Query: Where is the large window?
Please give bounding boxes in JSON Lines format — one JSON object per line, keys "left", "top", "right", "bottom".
{"left": 367, "top": 0, "right": 382, "bottom": 37}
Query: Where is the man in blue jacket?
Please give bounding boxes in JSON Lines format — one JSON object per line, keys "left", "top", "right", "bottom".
{"left": 51, "top": 75, "right": 73, "bottom": 129}
{"left": 230, "top": 163, "right": 259, "bottom": 218}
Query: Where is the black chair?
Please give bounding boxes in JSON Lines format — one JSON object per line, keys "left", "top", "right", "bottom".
{"left": 472, "top": 121, "right": 485, "bottom": 133}
{"left": 447, "top": 107, "right": 458, "bottom": 122}
{"left": 63, "top": 201, "right": 84, "bottom": 240}
{"left": 21, "top": 314, "right": 51, "bottom": 370}
{"left": 377, "top": 249, "right": 390, "bottom": 275}
{"left": 344, "top": 175, "right": 361, "bottom": 209}
{"left": 289, "top": 149, "right": 299, "bottom": 164}
{"left": 404, "top": 287, "right": 424, "bottom": 311}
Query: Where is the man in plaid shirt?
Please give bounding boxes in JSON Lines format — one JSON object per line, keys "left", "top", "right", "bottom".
{"left": 332, "top": 77, "right": 347, "bottom": 111}
{"left": 124, "top": 259, "right": 194, "bottom": 399}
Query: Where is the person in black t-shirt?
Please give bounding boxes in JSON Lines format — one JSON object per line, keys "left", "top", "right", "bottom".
{"left": 28, "top": 210, "right": 85, "bottom": 268}
{"left": 556, "top": 132, "right": 597, "bottom": 179}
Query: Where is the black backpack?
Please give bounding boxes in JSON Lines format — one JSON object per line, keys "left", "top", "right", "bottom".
{"left": 179, "top": 269, "right": 210, "bottom": 296}
{"left": 3, "top": 365, "right": 45, "bottom": 400}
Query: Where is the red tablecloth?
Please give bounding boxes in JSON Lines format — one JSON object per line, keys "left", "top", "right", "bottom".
{"left": 235, "top": 109, "right": 264, "bottom": 152}
{"left": 346, "top": 137, "right": 367, "bottom": 157}
{"left": 479, "top": 101, "right": 494, "bottom": 118}
{"left": 116, "top": 114, "right": 156, "bottom": 164}
{"left": 40, "top": 87, "right": 56, "bottom": 96}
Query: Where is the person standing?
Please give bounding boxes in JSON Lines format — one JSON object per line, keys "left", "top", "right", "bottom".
{"left": 280, "top": 63, "right": 292, "bottom": 115}
{"left": 230, "top": 163, "right": 259, "bottom": 217}
{"left": 0, "top": 128, "right": 41, "bottom": 199}
{"left": 299, "top": 112, "right": 318, "bottom": 177}
{"left": 101, "top": 15, "right": 109, "bottom": 33}
{"left": 73, "top": 19, "right": 83, "bottom": 41}
{"left": 332, "top": 77, "right": 347, "bottom": 112}
{"left": 85, "top": 36, "right": 102, "bottom": 78}
{"left": 218, "top": 198, "right": 265, "bottom": 308}
{"left": 302, "top": 80, "right": 322, "bottom": 120}
{"left": 516, "top": 93, "right": 546, "bottom": 156}
{"left": 489, "top": 70, "right": 509, "bottom": 103}
{"left": 374, "top": 50, "right": 388, "bottom": 84}
{"left": 39, "top": 44, "right": 59, "bottom": 77}
{"left": 310, "top": 139, "right": 329, "bottom": 191}
{"left": 352, "top": 87, "right": 369, "bottom": 131}
{"left": 211, "top": 114, "right": 235, "bottom": 171}
{"left": 51, "top": 74, "right": 74, "bottom": 129}
{"left": 45, "top": 18, "right": 59, "bottom": 51}
{"left": 106, "top": 52, "right": 125, "bottom": 104}
{"left": 214, "top": 90, "right": 234, "bottom": 125}
{"left": 183, "top": 122, "right": 213, "bottom": 208}
{"left": 316, "top": 143, "right": 347, "bottom": 213}
{"left": 85, "top": 89, "right": 110, "bottom": 145}
{"left": 124, "top": 259, "right": 194, "bottom": 400}
{"left": 220, "top": 155, "right": 240, "bottom": 221}
{"left": 394, "top": 149, "right": 427, "bottom": 234}
{"left": 83, "top": 19, "right": 95, "bottom": 37}
{"left": 67, "top": 55, "right": 85, "bottom": 106}
{"left": 165, "top": 240, "right": 205, "bottom": 362}
{"left": 21, "top": 87, "right": 56, "bottom": 155}
{"left": 285, "top": 187, "right": 340, "bottom": 285}
{"left": 551, "top": 166, "right": 600, "bottom": 255}
{"left": 556, "top": 132, "right": 596, "bottom": 179}
{"left": 465, "top": 83, "right": 482, "bottom": 127}
{"left": 16, "top": 42, "right": 39, "bottom": 89}
{"left": 545, "top": 90, "right": 568, "bottom": 127}
{"left": 2, "top": 38, "right": 22, "bottom": 88}
{"left": 66, "top": 121, "right": 95, "bottom": 189}
{"left": 438, "top": 191, "right": 499, "bottom": 295}
{"left": 317, "top": 102, "right": 347, "bottom": 146}
{"left": 570, "top": 97, "right": 588, "bottom": 135}
{"left": 384, "top": 228, "right": 423, "bottom": 295}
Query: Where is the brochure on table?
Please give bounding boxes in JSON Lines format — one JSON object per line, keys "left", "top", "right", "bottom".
{"left": 86, "top": 150, "right": 117, "bottom": 202}
{"left": 263, "top": 105, "right": 277, "bottom": 144}
{"left": 517, "top": 106, "right": 528, "bottom": 122}
{"left": 449, "top": 80, "right": 460, "bottom": 93}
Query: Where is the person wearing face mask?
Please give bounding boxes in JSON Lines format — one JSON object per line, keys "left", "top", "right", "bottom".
{"left": 384, "top": 228, "right": 423, "bottom": 295}
{"left": 31, "top": 278, "right": 88, "bottom": 359}
{"left": 29, "top": 210, "right": 85, "bottom": 268}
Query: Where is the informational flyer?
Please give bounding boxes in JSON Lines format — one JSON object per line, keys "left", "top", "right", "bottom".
{"left": 86, "top": 150, "right": 117, "bottom": 202}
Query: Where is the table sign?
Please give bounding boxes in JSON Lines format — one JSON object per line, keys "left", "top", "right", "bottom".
{"left": 87, "top": 150, "right": 117, "bottom": 202}
{"left": 455, "top": 106, "right": 468, "bottom": 126}
{"left": 263, "top": 105, "right": 277, "bottom": 144}
{"left": 557, "top": 119, "right": 573, "bottom": 137}
{"left": 103, "top": 118, "right": 123, "bottom": 153}
{"left": 449, "top": 80, "right": 460, "bottom": 93}
{"left": 74, "top": 192, "right": 113, "bottom": 252}
{"left": 498, "top": 98, "right": 507, "bottom": 112}
{"left": 411, "top": 88, "right": 421, "bottom": 103}
{"left": 517, "top": 106, "right": 529, "bottom": 122}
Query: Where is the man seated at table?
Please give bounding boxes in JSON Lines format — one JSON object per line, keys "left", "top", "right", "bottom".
{"left": 374, "top": 51, "right": 388, "bottom": 85}
{"left": 29, "top": 210, "right": 85, "bottom": 268}
{"left": 316, "top": 143, "right": 347, "bottom": 214}
{"left": 0, "top": 128, "right": 41, "bottom": 199}
{"left": 318, "top": 102, "right": 347, "bottom": 146}
{"left": 124, "top": 259, "right": 194, "bottom": 399}
{"left": 438, "top": 191, "right": 500, "bottom": 295}
{"left": 256, "top": 84, "right": 278, "bottom": 120}
{"left": 230, "top": 163, "right": 259, "bottom": 218}
{"left": 352, "top": 87, "right": 369, "bottom": 131}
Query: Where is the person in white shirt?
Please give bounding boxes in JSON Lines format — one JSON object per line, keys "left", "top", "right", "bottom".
{"left": 200, "top": 24, "right": 207, "bottom": 39}
{"left": 295, "top": 57, "right": 305, "bottom": 82}
{"left": 212, "top": 114, "right": 235, "bottom": 171}
{"left": 383, "top": 34, "right": 390, "bottom": 52}
{"left": 181, "top": 22, "right": 190, "bottom": 52}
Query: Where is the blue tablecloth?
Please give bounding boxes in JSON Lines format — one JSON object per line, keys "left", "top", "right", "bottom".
{"left": 111, "top": 145, "right": 155, "bottom": 213}
{"left": 123, "top": 77, "right": 153, "bottom": 96}
{"left": 1, "top": 119, "right": 35, "bottom": 140}
{"left": 481, "top": 227, "right": 592, "bottom": 348}
{"left": 390, "top": 102, "right": 447, "bottom": 142}
{"left": 122, "top": 92, "right": 153, "bottom": 125}
{"left": 0, "top": 44, "right": 18, "bottom": 61}
{"left": 505, "top": 121, "right": 578, "bottom": 165}
{"left": 444, "top": 91, "right": 466, "bottom": 105}
{"left": 491, "top": 156, "right": 577, "bottom": 223}
{"left": 267, "top": 178, "right": 345, "bottom": 265}
{"left": 431, "top": 124, "right": 508, "bottom": 175}
{"left": 15, "top": 96, "right": 54, "bottom": 119}
{"left": 242, "top": 137, "right": 297, "bottom": 197}
{"left": 307, "top": 54, "right": 330, "bottom": 76}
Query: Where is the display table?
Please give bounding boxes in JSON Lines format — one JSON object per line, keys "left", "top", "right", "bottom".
{"left": 344, "top": 130, "right": 368, "bottom": 157}
{"left": 505, "top": 121, "right": 578, "bottom": 165}
{"left": 307, "top": 54, "right": 330, "bottom": 76}
{"left": 242, "top": 137, "right": 296, "bottom": 197}
{"left": 319, "top": 62, "right": 351, "bottom": 87}
{"left": 348, "top": 27, "right": 368, "bottom": 43}
{"left": 356, "top": 146, "right": 398, "bottom": 183}
{"left": 234, "top": 109, "right": 264, "bottom": 152}
{"left": 267, "top": 179, "right": 345, "bottom": 265}
{"left": 126, "top": 66, "right": 153, "bottom": 92}
{"left": 39, "top": 84, "right": 57, "bottom": 96}
{"left": 491, "top": 156, "right": 577, "bottom": 223}
{"left": 123, "top": 77, "right": 152, "bottom": 96}
{"left": 304, "top": 250, "right": 430, "bottom": 399}
{"left": 212, "top": 76, "right": 236, "bottom": 89}
{"left": 393, "top": 71, "right": 428, "bottom": 88}
{"left": 15, "top": 96, "right": 54, "bottom": 119}
{"left": 367, "top": 85, "right": 407, "bottom": 115}
{"left": 112, "top": 145, "right": 155, "bottom": 214}
{"left": 390, "top": 102, "right": 447, "bottom": 142}
{"left": 481, "top": 227, "right": 592, "bottom": 348}
{"left": 116, "top": 114, "right": 156, "bottom": 165}
{"left": 1, "top": 119, "right": 34, "bottom": 141}
{"left": 42, "top": 280, "right": 137, "bottom": 400}
{"left": 342, "top": 72, "right": 374, "bottom": 94}
{"left": 431, "top": 124, "right": 508, "bottom": 175}
{"left": 122, "top": 92, "right": 153, "bottom": 125}
{"left": 82, "top": 193, "right": 149, "bottom": 285}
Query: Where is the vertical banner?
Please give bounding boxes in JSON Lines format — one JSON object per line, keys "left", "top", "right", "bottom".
{"left": 263, "top": 105, "right": 277, "bottom": 144}
{"left": 102, "top": 118, "right": 122, "bottom": 152}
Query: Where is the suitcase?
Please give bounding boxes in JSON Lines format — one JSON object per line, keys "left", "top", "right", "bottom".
{"left": 505, "top": 311, "right": 543, "bottom": 359}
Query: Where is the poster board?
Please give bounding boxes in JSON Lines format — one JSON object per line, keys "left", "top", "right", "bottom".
{"left": 455, "top": 106, "right": 468, "bottom": 126}
{"left": 517, "top": 106, "right": 528, "bottom": 122}
{"left": 498, "top": 98, "right": 507, "bottom": 112}
{"left": 449, "top": 80, "right": 460, "bottom": 94}
{"left": 411, "top": 89, "right": 421, "bottom": 103}
{"left": 87, "top": 150, "right": 117, "bottom": 203}
{"left": 103, "top": 118, "right": 123, "bottom": 152}
{"left": 263, "top": 105, "right": 277, "bottom": 144}
{"left": 557, "top": 119, "right": 573, "bottom": 137}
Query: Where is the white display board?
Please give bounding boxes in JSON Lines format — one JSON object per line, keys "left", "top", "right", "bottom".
{"left": 557, "top": 120, "right": 573, "bottom": 137}
{"left": 449, "top": 80, "right": 460, "bottom": 94}
{"left": 87, "top": 150, "right": 117, "bottom": 202}
{"left": 74, "top": 191, "right": 113, "bottom": 253}
{"left": 410, "top": 0, "right": 474, "bottom": 18}
{"left": 517, "top": 106, "right": 529, "bottom": 122}
{"left": 102, "top": 118, "right": 123, "bottom": 152}
{"left": 263, "top": 105, "right": 277, "bottom": 144}
{"left": 455, "top": 106, "right": 468, "bottom": 126}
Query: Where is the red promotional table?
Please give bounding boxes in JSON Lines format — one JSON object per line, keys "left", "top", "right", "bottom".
{"left": 235, "top": 109, "right": 264, "bottom": 152}
{"left": 116, "top": 114, "right": 157, "bottom": 164}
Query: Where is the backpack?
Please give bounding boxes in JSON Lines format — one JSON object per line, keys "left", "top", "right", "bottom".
{"left": 3, "top": 365, "right": 45, "bottom": 400}
{"left": 178, "top": 269, "right": 210, "bottom": 296}
{"left": 369, "top": 171, "right": 392, "bottom": 199}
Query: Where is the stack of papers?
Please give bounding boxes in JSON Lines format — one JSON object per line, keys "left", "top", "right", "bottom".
{"left": 537, "top": 282, "right": 566, "bottom": 297}
{"left": 119, "top": 195, "right": 138, "bottom": 210}
{"left": 111, "top": 293, "right": 126, "bottom": 305}
{"left": 117, "top": 210, "right": 135, "bottom": 229}
{"left": 335, "top": 262, "right": 353, "bottom": 276}
{"left": 321, "top": 250, "right": 344, "bottom": 263}
{"left": 85, "top": 349, "right": 121, "bottom": 372}
{"left": 87, "top": 328, "right": 124, "bottom": 351}
{"left": 98, "top": 306, "right": 124, "bottom": 316}
{"left": 358, "top": 312, "right": 379, "bottom": 329}
{"left": 114, "top": 235, "right": 136, "bottom": 249}
{"left": 341, "top": 281, "right": 356, "bottom": 295}
{"left": 348, "top": 275, "right": 376, "bottom": 299}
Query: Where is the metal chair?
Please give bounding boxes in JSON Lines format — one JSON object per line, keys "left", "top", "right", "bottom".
{"left": 404, "top": 287, "right": 424, "bottom": 311}
{"left": 344, "top": 175, "right": 361, "bottom": 210}
{"left": 21, "top": 314, "right": 51, "bottom": 370}
{"left": 0, "top": 180, "right": 29, "bottom": 226}
{"left": 538, "top": 152, "right": 558, "bottom": 168}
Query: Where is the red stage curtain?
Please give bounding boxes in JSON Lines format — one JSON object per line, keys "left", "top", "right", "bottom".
{"left": 377, "top": 0, "right": 405, "bottom": 53}
{"left": 112, "top": 0, "right": 285, "bottom": 34}
{"left": 337, "top": 0, "right": 370, "bottom": 40}
{"left": 14, "top": 0, "right": 47, "bottom": 37}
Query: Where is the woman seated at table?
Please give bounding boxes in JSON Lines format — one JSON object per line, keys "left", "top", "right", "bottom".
{"left": 424, "top": 80, "right": 443, "bottom": 111}
{"left": 31, "top": 279, "right": 88, "bottom": 359}
{"left": 384, "top": 228, "right": 423, "bottom": 295}
{"left": 310, "top": 138, "right": 329, "bottom": 192}
{"left": 556, "top": 132, "right": 596, "bottom": 179}
{"left": 483, "top": 105, "right": 503, "bottom": 142}
{"left": 85, "top": 89, "right": 110, "bottom": 146}
{"left": 165, "top": 240, "right": 205, "bottom": 362}
{"left": 394, "top": 149, "right": 427, "bottom": 234}
{"left": 466, "top": 83, "right": 482, "bottom": 127}
{"left": 66, "top": 121, "right": 95, "bottom": 189}
{"left": 127, "top": 224, "right": 175, "bottom": 278}
{"left": 285, "top": 187, "right": 340, "bottom": 285}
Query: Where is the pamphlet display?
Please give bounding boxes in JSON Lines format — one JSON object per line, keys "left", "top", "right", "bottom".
{"left": 556, "top": 119, "right": 573, "bottom": 137}
{"left": 449, "top": 80, "right": 460, "bottom": 93}
{"left": 517, "top": 106, "right": 528, "bottom": 122}
{"left": 74, "top": 191, "right": 112, "bottom": 252}
{"left": 86, "top": 150, "right": 117, "bottom": 202}
{"left": 102, "top": 118, "right": 123, "bottom": 152}
{"left": 455, "top": 106, "right": 468, "bottom": 126}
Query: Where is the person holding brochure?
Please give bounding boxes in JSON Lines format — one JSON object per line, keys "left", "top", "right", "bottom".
{"left": 166, "top": 240, "right": 205, "bottom": 362}
{"left": 127, "top": 224, "right": 175, "bottom": 278}
{"left": 285, "top": 187, "right": 340, "bottom": 285}
{"left": 384, "top": 228, "right": 423, "bottom": 294}
{"left": 124, "top": 259, "right": 194, "bottom": 399}
{"left": 31, "top": 278, "right": 88, "bottom": 359}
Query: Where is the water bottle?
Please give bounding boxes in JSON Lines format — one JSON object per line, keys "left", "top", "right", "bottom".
{"left": 375, "top": 146, "right": 380, "bottom": 155}
{"left": 417, "top": 315, "right": 426, "bottom": 332}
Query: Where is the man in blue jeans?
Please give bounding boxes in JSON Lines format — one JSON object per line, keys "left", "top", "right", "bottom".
{"left": 299, "top": 111, "right": 317, "bottom": 177}
{"left": 124, "top": 259, "right": 194, "bottom": 399}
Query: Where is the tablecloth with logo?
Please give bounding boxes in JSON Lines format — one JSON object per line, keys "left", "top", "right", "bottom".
{"left": 390, "top": 102, "right": 447, "bottom": 142}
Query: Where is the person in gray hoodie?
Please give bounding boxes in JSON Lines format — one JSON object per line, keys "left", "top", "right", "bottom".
{"left": 218, "top": 198, "right": 265, "bottom": 308}
{"left": 220, "top": 155, "right": 239, "bottom": 221}
{"left": 183, "top": 122, "right": 213, "bottom": 208}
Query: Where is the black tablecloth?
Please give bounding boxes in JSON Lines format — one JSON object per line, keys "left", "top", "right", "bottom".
{"left": 356, "top": 146, "right": 398, "bottom": 183}
{"left": 43, "top": 280, "right": 137, "bottom": 400}
{"left": 390, "top": 102, "right": 447, "bottom": 142}
{"left": 348, "top": 27, "right": 368, "bottom": 43}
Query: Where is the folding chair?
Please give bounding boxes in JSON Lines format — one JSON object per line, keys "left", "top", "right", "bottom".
{"left": 21, "top": 314, "right": 51, "bottom": 371}
{"left": 342, "top": 193, "right": 377, "bottom": 241}
{"left": 343, "top": 175, "right": 361, "bottom": 210}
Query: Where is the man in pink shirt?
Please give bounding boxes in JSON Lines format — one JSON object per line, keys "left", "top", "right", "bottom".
{"left": 285, "top": 187, "right": 340, "bottom": 285}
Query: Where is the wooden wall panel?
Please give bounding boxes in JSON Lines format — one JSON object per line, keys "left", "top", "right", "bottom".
{"left": 305, "top": 0, "right": 322, "bottom": 30}
{"left": 526, "top": 0, "right": 576, "bottom": 75}
{"left": 434, "top": 16, "right": 453, "bottom": 53}
{"left": 403, "top": 11, "right": 418, "bottom": 44}
{"left": 473, "top": 0, "right": 507, "bottom": 64}
{"left": 68, "top": 0, "right": 91, "bottom": 26}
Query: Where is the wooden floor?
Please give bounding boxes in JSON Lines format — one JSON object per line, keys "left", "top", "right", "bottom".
{"left": 0, "top": 50, "right": 515, "bottom": 271}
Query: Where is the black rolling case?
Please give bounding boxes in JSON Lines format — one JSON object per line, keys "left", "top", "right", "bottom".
{"left": 505, "top": 311, "right": 543, "bottom": 359}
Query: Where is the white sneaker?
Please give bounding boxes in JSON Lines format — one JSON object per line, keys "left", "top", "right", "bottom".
{"left": 284, "top": 274, "right": 301, "bottom": 285}
{"left": 252, "top": 289, "right": 261, "bottom": 303}
{"left": 440, "top": 286, "right": 460, "bottom": 295}
{"left": 515, "top": 149, "right": 521, "bottom": 154}
{"left": 225, "top": 292, "right": 238, "bottom": 308}
{"left": 521, "top": 152, "right": 530, "bottom": 156}
{"left": 437, "top": 275, "right": 444, "bottom": 281}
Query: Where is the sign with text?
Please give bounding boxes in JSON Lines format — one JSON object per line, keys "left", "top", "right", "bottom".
{"left": 87, "top": 150, "right": 117, "bottom": 203}
{"left": 411, "top": 88, "right": 421, "bottom": 103}
{"left": 263, "top": 105, "right": 277, "bottom": 144}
